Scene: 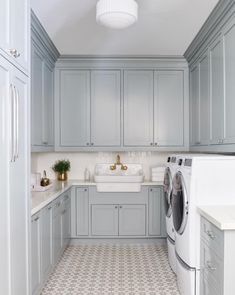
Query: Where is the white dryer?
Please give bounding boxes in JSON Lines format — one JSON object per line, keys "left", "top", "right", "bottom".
{"left": 163, "top": 155, "right": 178, "bottom": 273}
{"left": 171, "top": 155, "right": 235, "bottom": 295}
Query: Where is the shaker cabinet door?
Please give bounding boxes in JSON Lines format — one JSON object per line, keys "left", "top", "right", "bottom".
{"left": 124, "top": 70, "right": 154, "bottom": 147}
{"left": 31, "top": 215, "right": 41, "bottom": 295}
{"left": 76, "top": 188, "right": 89, "bottom": 236}
{"left": 59, "top": 70, "right": 90, "bottom": 147}
{"left": 91, "top": 70, "right": 121, "bottom": 147}
{"left": 154, "top": 71, "right": 184, "bottom": 147}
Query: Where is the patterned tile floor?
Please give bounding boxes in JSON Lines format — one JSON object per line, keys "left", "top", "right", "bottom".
{"left": 42, "top": 244, "right": 180, "bottom": 295}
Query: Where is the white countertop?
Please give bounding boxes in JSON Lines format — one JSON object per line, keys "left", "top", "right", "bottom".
{"left": 31, "top": 180, "right": 163, "bottom": 216}
{"left": 198, "top": 206, "right": 235, "bottom": 231}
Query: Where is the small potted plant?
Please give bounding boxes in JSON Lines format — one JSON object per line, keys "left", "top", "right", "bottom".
{"left": 52, "top": 159, "right": 71, "bottom": 181}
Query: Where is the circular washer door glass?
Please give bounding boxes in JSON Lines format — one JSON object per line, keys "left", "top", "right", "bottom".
{"left": 172, "top": 172, "right": 188, "bottom": 234}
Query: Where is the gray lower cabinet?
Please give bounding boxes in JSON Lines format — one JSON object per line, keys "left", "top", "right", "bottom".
{"left": 91, "top": 70, "right": 121, "bottom": 147}
{"left": 91, "top": 205, "right": 119, "bottom": 236}
{"left": 52, "top": 197, "right": 63, "bottom": 264}
{"left": 148, "top": 187, "right": 162, "bottom": 236}
{"left": 75, "top": 187, "right": 89, "bottom": 236}
{"left": 61, "top": 194, "right": 71, "bottom": 250}
{"left": 154, "top": 70, "right": 184, "bottom": 147}
{"left": 119, "top": 205, "right": 146, "bottom": 236}
{"left": 31, "top": 213, "right": 41, "bottom": 295}
{"left": 124, "top": 70, "right": 154, "bottom": 147}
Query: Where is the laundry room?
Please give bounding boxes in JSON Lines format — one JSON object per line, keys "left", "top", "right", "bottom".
{"left": 1, "top": 0, "right": 235, "bottom": 295}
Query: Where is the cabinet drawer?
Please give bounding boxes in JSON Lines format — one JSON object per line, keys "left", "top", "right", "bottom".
{"left": 201, "top": 217, "right": 224, "bottom": 258}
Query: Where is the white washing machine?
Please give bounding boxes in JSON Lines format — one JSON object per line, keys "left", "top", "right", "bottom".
{"left": 163, "top": 155, "right": 178, "bottom": 273}
{"left": 171, "top": 155, "right": 235, "bottom": 295}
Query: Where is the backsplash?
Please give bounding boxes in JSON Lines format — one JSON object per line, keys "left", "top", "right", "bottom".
{"left": 31, "top": 152, "right": 169, "bottom": 181}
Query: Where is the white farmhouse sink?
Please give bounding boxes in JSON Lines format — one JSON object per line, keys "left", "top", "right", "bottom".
{"left": 94, "top": 164, "right": 144, "bottom": 192}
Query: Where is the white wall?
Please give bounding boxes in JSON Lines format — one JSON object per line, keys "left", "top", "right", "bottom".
{"left": 31, "top": 152, "right": 169, "bottom": 181}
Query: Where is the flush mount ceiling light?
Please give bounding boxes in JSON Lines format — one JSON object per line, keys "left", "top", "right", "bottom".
{"left": 96, "top": 0, "right": 138, "bottom": 29}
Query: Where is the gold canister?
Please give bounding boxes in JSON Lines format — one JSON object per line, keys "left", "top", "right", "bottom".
{"left": 57, "top": 172, "right": 68, "bottom": 181}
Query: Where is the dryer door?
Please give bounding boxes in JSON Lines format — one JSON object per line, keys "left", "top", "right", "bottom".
{"left": 163, "top": 167, "right": 172, "bottom": 217}
{"left": 172, "top": 172, "right": 188, "bottom": 234}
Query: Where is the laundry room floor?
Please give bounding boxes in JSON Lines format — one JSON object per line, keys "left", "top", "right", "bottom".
{"left": 41, "top": 244, "right": 179, "bottom": 295}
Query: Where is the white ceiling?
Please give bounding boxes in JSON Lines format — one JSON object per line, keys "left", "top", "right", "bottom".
{"left": 31, "top": 0, "right": 219, "bottom": 56}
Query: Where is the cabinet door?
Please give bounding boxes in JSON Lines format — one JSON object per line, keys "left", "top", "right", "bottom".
{"left": 61, "top": 194, "right": 71, "bottom": 249}
{"left": 210, "top": 37, "right": 224, "bottom": 145}
{"left": 52, "top": 199, "right": 62, "bottom": 264}
{"left": 0, "top": 0, "right": 10, "bottom": 54}
{"left": 9, "top": 69, "right": 29, "bottom": 295}
{"left": 199, "top": 53, "right": 210, "bottom": 145}
{"left": 60, "top": 70, "right": 90, "bottom": 147}
{"left": 119, "top": 205, "right": 146, "bottom": 236}
{"left": 31, "top": 44, "right": 43, "bottom": 146}
{"left": 91, "top": 205, "right": 119, "bottom": 236}
{"left": 124, "top": 70, "right": 154, "bottom": 146}
{"left": 190, "top": 64, "right": 200, "bottom": 145}
{"left": 154, "top": 71, "right": 184, "bottom": 146}
{"left": 0, "top": 57, "right": 11, "bottom": 295}
{"left": 91, "top": 70, "right": 121, "bottom": 146}
{"left": 43, "top": 62, "right": 54, "bottom": 146}
{"left": 10, "top": 0, "right": 29, "bottom": 71}
{"left": 41, "top": 205, "right": 53, "bottom": 283}
{"left": 148, "top": 188, "right": 162, "bottom": 236}
{"left": 76, "top": 188, "right": 89, "bottom": 236}
{"left": 224, "top": 18, "right": 235, "bottom": 144}
{"left": 31, "top": 215, "right": 41, "bottom": 295}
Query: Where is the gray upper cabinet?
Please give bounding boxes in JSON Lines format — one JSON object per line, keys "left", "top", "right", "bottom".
{"left": 31, "top": 42, "right": 54, "bottom": 151}
{"left": 124, "top": 70, "right": 154, "bottom": 147}
{"left": 190, "top": 64, "right": 200, "bottom": 146}
{"left": 209, "top": 36, "right": 224, "bottom": 145}
{"left": 59, "top": 70, "right": 90, "bottom": 147}
{"left": 0, "top": 0, "right": 29, "bottom": 73}
{"left": 199, "top": 53, "right": 210, "bottom": 145}
{"left": 154, "top": 71, "right": 184, "bottom": 147}
{"left": 223, "top": 17, "right": 235, "bottom": 144}
{"left": 91, "top": 70, "right": 121, "bottom": 147}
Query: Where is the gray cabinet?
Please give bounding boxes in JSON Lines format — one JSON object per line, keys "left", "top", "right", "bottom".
{"left": 91, "top": 205, "right": 119, "bottom": 236}
{"left": 91, "top": 70, "right": 121, "bottom": 147}
{"left": 0, "top": 0, "right": 29, "bottom": 72}
{"left": 148, "top": 187, "right": 162, "bottom": 236}
{"left": 52, "top": 198, "right": 62, "bottom": 264}
{"left": 199, "top": 53, "right": 210, "bottom": 145}
{"left": 154, "top": 71, "right": 184, "bottom": 147}
{"left": 59, "top": 70, "right": 90, "bottom": 147}
{"left": 223, "top": 17, "right": 235, "bottom": 144}
{"left": 119, "top": 205, "right": 146, "bottom": 236}
{"left": 41, "top": 204, "right": 53, "bottom": 283}
{"left": 210, "top": 36, "right": 224, "bottom": 145}
{"left": 31, "top": 42, "right": 54, "bottom": 151}
{"left": 124, "top": 70, "right": 154, "bottom": 146}
{"left": 61, "top": 194, "right": 71, "bottom": 250}
{"left": 75, "top": 187, "right": 89, "bottom": 236}
{"left": 190, "top": 64, "right": 200, "bottom": 146}
{"left": 31, "top": 214, "right": 41, "bottom": 295}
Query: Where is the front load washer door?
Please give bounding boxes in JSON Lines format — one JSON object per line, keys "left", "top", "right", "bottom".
{"left": 163, "top": 168, "right": 172, "bottom": 217}
{"left": 172, "top": 172, "right": 188, "bottom": 235}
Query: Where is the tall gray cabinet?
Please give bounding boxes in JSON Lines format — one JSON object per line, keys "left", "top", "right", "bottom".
{"left": 0, "top": 0, "right": 30, "bottom": 294}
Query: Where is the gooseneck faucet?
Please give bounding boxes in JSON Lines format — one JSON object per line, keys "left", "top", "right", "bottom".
{"left": 110, "top": 155, "right": 128, "bottom": 171}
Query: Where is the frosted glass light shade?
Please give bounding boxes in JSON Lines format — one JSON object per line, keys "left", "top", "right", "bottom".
{"left": 96, "top": 0, "right": 138, "bottom": 29}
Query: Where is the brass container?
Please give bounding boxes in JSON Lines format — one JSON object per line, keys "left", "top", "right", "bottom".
{"left": 58, "top": 172, "right": 68, "bottom": 181}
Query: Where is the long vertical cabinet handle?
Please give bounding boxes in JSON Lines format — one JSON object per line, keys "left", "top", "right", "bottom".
{"left": 13, "top": 86, "right": 17, "bottom": 162}
{"left": 10, "top": 84, "right": 15, "bottom": 162}
{"left": 15, "top": 87, "right": 19, "bottom": 160}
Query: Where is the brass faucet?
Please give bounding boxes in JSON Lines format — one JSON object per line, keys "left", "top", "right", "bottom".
{"left": 110, "top": 155, "right": 128, "bottom": 171}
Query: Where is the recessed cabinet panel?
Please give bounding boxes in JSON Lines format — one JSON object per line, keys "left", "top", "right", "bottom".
{"left": 124, "top": 70, "right": 154, "bottom": 146}
{"left": 148, "top": 188, "right": 162, "bottom": 236}
{"left": 190, "top": 65, "right": 200, "bottom": 145}
{"left": 119, "top": 205, "right": 146, "bottom": 236}
{"left": 0, "top": 0, "right": 10, "bottom": 54}
{"left": 31, "top": 46, "right": 43, "bottom": 146}
{"left": 210, "top": 37, "right": 224, "bottom": 145}
{"left": 91, "top": 70, "right": 121, "bottom": 146}
{"left": 60, "top": 70, "right": 90, "bottom": 147}
{"left": 76, "top": 188, "right": 89, "bottom": 236}
{"left": 91, "top": 205, "right": 119, "bottom": 236}
{"left": 199, "top": 53, "right": 210, "bottom": 145}
{"left": 154, "top": 71, "right": 184, "bottom": 146}
{"left": 224, "top": 19, "right": 235, "bottom": 144}
{"left": 31, "top": 215, "right": 41, "bottom": 295}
